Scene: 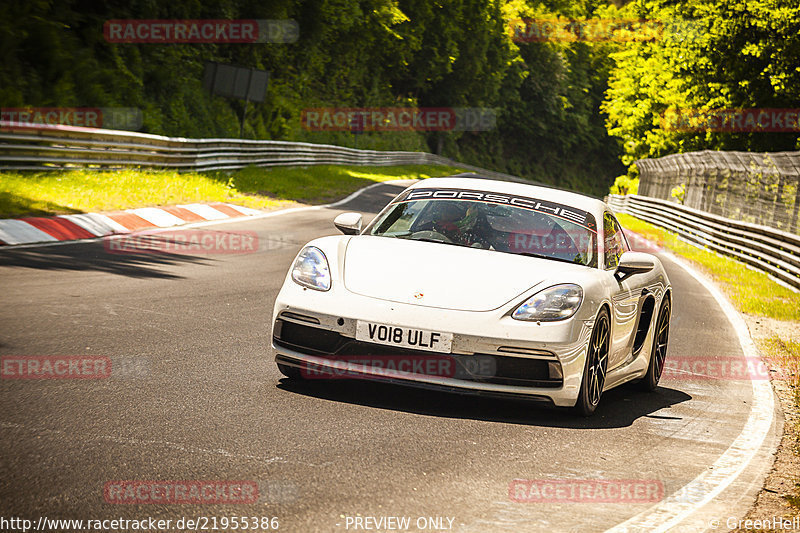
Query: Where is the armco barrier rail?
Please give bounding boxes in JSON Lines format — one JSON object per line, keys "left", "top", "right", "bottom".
{"left": 608, "top": 194, "right": 800, "bottom": 290}
{"left": 0, "top": 121, "right": 525, "bottom": 183}
{"left": 635, "top": 150, "right": 800, "bottom": 235}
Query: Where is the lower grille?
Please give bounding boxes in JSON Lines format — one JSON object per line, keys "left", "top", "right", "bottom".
{"left": 274, "top": 319, "right": 345, "bottom": 354}
{"left": 273, "top": 319, "right": 562, "bottom": 388}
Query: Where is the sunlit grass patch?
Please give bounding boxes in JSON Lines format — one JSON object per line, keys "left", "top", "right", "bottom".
{"left": 616, "top": 213, "right": 800, "bottom": 323}
{"left": 0, "top": 164, "right": 465, "bottom": 218}
{"left": 214, "top": 164, "right": 465, "bottom": 205}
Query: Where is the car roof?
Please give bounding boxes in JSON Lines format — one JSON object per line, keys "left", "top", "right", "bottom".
{"left": 409, "top": 174, "right": 609, "bottom": 219}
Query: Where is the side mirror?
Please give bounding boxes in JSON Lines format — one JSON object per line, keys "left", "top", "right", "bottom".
{"left": 333, "top": 212, "right": 363, "bottom": 235}
{"left": 615, "top": 251, "right": 655, "bottom": 281}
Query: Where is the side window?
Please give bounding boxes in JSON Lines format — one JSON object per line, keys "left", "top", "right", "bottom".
{"left": 603, "top": 212, "right": 627, "bottom": 269}
{"left": 612, "top": 214, "right": 630, "bottom": 252}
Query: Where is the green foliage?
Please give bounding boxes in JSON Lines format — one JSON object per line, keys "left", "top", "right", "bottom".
{"left": 610, "top": 174, "right": 638, "bottom": 195}
{"left": 602, "top": 0, "right": 800, "bottom": 168}
{"left": 610, "top": 162, "right": 639, "bottom": 195}
{"left": 0, "top": 0, "right": 625, "bottom": 196}
{"left": 9, "top": 0, "right": 797, "bottom": 199}
{"left": 670, "top": 183, "right": 685, "bottom": 204}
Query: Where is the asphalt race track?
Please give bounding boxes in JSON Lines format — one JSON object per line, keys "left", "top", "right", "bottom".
{"left": 0, "top": 182, "right": 782, "bottom": 532}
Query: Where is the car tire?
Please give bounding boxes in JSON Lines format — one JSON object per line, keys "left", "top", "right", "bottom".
{"left": 573, "top": 307, "right": 610, "bottom": 417}
{"left": 277, "top": 362, "right": 305, "bottom": 380}
{"left": 639, "top": 297, "right": 671, "bottom": 391}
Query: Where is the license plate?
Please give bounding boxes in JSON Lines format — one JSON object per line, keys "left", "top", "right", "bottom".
{"left": 355, "top": 321, "right": 453, "bottom": 353}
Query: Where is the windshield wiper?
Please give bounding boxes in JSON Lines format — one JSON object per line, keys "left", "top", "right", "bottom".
{"left": 378, "top": 233, "right": 461, "bottom": 246}
{"left": 516, "top": 251, "right": 584, "bottom": 265}
{"left": 413, "top": 237, "right": 465, "bottom": 247}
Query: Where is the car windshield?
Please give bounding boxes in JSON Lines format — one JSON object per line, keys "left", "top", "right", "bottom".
{"left": 365, "top": 187, "right": 598, "bottom": 267}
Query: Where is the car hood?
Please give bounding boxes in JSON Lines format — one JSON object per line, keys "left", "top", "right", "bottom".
{"left": 342, "top": 236, "right": 583, "bottom": 312}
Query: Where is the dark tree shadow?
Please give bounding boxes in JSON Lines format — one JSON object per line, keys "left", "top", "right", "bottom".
{"left": 0, "top": 192, "right": 83, "bottom": 218}
{"left": 277, "top": 378, "right": 691, "bottom": 429}
{"left": 330, "top": 183, "right": 409, "bottom": 214}
{"left": 204, "top": 167, "right": 386, "bottom": 205}
{"left": 0, "top": 237, "right": 218, "bottom": 278}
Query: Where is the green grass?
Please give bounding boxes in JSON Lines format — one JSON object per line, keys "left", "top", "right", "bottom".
{"left": 759, "top": 334, "right": 800, "bottom": 513}
{"left": 758, "top": 335, "right": 800, "bottom": 376}
{"left": 616, "top": 213, "right": 800, "bottom": 322}
{"left": 0, "top": 164, "right": 465, "bottom": 218}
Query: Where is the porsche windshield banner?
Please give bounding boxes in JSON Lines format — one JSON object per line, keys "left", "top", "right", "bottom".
{"left": 396, "top": 188, "right": 597, "bottom": 232}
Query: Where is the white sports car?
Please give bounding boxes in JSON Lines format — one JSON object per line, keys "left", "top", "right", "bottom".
{"left": 272, "top": 175, "right": 672, "bottom": 415}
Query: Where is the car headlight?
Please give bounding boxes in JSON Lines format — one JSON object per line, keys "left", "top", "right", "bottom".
{"left": 512, "top": 284, "right": 583, "bottom": 321}
{"left": 291, "top": 246, "right": 331, "bottom": 291}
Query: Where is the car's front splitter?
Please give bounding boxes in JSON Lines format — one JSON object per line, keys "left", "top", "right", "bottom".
{"left": 273, "top": 338, "right": 586, "bottom": 407}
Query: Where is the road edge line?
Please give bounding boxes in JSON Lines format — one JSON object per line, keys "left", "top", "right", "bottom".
{"left": 605, "top": 250, "right": 778, "bottom": 533}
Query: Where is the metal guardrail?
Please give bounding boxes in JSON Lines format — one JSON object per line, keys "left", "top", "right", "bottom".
{"left": 0, "top": 121, "right": 526, "bottom": 183}
{"left": 608, "top": 193, "right": 800, "bottom": 290}
{"left": 635, "top": 150, "right": 800, "bottom": 235}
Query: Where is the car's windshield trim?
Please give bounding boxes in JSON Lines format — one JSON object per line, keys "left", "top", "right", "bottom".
{"left": 390, "top": 187, "right": 597, "bottom": 234}
{"left": 363, "top": 188, "right": 599, "bottom": 268}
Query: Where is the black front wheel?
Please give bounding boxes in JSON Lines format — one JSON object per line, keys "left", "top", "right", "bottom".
{"left": 573, "top": 308, "right": 610, "bottom": 417}
{"left": 639, "top": 297, "right": 671, "bottom": 391}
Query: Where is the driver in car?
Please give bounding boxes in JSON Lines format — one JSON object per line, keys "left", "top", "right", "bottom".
{"left": 432, "top": 202, "right": 490, "bottom": 248}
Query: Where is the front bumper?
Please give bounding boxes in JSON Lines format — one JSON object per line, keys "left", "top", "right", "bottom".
{"left": 275, "top": 350, "right": 557, "bottom": 405}
{"left": 271, "top": 284, "right": 594, "bottom": 407}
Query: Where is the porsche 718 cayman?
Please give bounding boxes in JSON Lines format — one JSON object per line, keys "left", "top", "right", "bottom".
{"left": 272, "top": 175, "right": 672, "bottom": 415}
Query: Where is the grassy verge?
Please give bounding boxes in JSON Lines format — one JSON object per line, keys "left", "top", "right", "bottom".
{"left": 617, "top": 212, "right": 800, "bottom": 514}
{"left": 0, "top": 164, "right": 465, "bottom": 218}
{"left": 616, "top": 213, "right": 800, "bottom": 322}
